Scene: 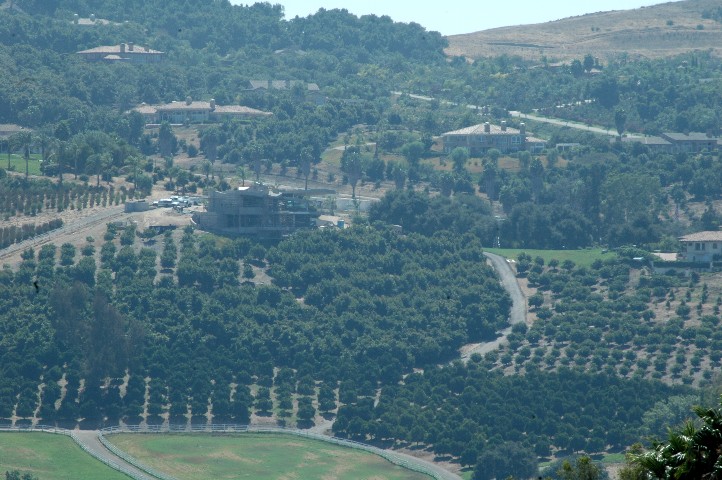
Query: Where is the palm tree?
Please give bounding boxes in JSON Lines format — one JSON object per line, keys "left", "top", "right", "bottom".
{"left": 10, "top": 131, "right": 33, "bottom": 179}
{"left": 635, "top": 400, "right": 722, "bottom": 479}
{"left": 341, "top": 147, "right": 363, "bottom": 199}
{"left": 300, "top": 146, "right": 313, "bottom": 190}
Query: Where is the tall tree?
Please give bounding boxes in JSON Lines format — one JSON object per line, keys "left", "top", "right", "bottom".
{"left": 341, "top": 146, "right": 363, "bottom": 199}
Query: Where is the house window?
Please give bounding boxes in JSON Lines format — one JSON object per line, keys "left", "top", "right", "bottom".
{"left": 511, "top": 136, "right": 520, "bottom": 145}
{"left": 696, "top": 243, "right": 701, "bottom": 251}
{"left": 714, "top": 243, "right": 718, "bottom": 249}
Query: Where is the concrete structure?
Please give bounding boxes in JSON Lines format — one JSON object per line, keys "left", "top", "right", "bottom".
{"left": 131, "top": 98, "right": 272, "bottom": 125}
{"left": 442, "top": 121, "right": 546, "bottom": 155}
{"left": 77, "top": 43, "right": 165, "bottom": 63}
{"left": 192, "top": 184, "right": 334, "bottom": 238}
{"left": 679, "top": 231, "right": 722, "bottom": 263}
{"left": 124, "top": 200, "right": 150, "bottom": 213}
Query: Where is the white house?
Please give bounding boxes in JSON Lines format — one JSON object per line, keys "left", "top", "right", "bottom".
{"left": 679, "top": 231, "right": 722, "bottom": 263}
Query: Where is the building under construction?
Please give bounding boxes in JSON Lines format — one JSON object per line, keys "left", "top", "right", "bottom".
{"left": 192, "top": 183, "right": 333, "bottom": 238}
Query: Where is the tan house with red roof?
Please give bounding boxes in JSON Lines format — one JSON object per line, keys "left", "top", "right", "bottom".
{"left": 77, "top": 42, "right": 164, "bottom": 63}
{"left": 679, "top": 231, "right": 722, "bottom": 263}
{"left": 131, "top": 97, "right": 272, "bottom": 125}
{"left": 442, "top": 121, "right": 545, "bottom": 155}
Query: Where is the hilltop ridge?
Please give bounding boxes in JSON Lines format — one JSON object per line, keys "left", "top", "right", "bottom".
{"left": 446, "top": 0, "right": 722, "bottom": 61}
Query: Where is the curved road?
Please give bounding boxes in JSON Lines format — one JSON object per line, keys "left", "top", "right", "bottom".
{"left": 461, "top": 252, "right": 526, "bottom": 360}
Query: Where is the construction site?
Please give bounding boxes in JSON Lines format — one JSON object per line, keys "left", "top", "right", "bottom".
{"left": 192, "top": 183, "right": 335, "bottom": 239}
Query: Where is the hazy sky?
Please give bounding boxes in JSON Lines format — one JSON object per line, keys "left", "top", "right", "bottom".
{"left": 231, "top": 1, "right": 676, "bottom": 36}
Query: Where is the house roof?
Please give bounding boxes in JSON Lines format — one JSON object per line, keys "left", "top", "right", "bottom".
{"left": 526, "top": 136, "right": 546, "bottom": 144}
{"left": 214, "top": 105, "right": 272, "bottom": 116}
{"left": 248, "top": 80, "right": 319, "bottom": 91}
{"left": 131, "top": 101, "right": 271, "bottom": 116}
{"left": 0, "top": 124, "right": 30, "bottom": 136}
{"left": 443, "top": 123, "right": 522, "bottom": 136}
{"left": 77, "top": 44, "right": 164, "bottom": 54}
{"left": 679, "top": 231, "right": 722, "bottom": 242}
{"left": 663, "top": 132, "right": 715, "bottom": 142}
{"left": 624, "top": 135, "right": 672, "bottom": 146}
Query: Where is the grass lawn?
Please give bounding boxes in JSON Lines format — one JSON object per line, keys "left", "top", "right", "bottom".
{"left": 107, "top": 433, "right": 431, "bottom": 480}
{"left": 0, "top": 432, "right": 129, "bottom": 480}
{"left": 2, "top": 154, "right": 42, "bottom": 176}
{"left": 486, "top": 248, "right": 616, "bottom": 268}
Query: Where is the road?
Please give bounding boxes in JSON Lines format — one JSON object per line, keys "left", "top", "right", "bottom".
{"left": 72, "top": 429, "right": 157, "bottom": 480}
{"left": 509, "top": 110, "right": 643, "bottom": 138}
{"left": 460, "top": 252, "right": 527, "bottom": 360}
{"left": 392, "top": 90, "right": 642, "bottom": 139}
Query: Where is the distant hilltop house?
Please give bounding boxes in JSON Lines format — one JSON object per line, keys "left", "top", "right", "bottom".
{"left": 130, "top": 97, "right": 272, "bottom": 125}
{"left": 192, "top": 183, "right": 335, "bottom": 239}
{"left": 246, "top": 80, "right": 325, "bottom": 105}
{"left": 76, "top": 42, "right": 164, "bottom": 63}
{"left": 442, "top": 121, "right": 546, "bottom": 155}
{"left": 620, "top": 132, "right": 720, "bottom": 154}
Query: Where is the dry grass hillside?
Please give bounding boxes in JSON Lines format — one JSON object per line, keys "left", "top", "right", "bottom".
{"left": 446, "top": 0, "right": 722, "bottom": 62}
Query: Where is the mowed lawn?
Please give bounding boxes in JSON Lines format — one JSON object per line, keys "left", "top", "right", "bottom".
{"left": 107, "top": 433, "right": 432, "bottom": 480}
{"left": 0, "top": 432, "right": 129, "bottom": 480}
{"left": 3, "top": 154, "right": 42, "bottom": 176}
{"left": 485, "top": 248, "right": 615, "bottom": 268}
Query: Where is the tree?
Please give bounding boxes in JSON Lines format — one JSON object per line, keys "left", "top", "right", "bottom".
{"left": 615, "top": 108, "right": 627, "bottom": 138}
{"left": 635, "top": 397, "right": 722, "bottom": 480}
{"left": 473, "top": 442, "right": 538, "bottom": 480}
{"left": 202, "top": 160, "right": 212, "bottom": 181}
{"left": 558, "top": 456, "right": 604, "bottom": 480}
{"left": 401, "top": 141, "right": 425, "bottom": 170}
{"left": 583, "top": 54, "right": 595, "bottom": 73}
{"left": 158, "top": 122, "right": 177, "bottom": 158}
{"left": 300, "top": 146, "right": 313, "bottom": 190}
{"left": 341, "top": 147, "right": 363, "bottom": 199}
{"left": 451, "top": 147, "right": 469, "bottom": 173}
{"left": 201, "top": 127, "right": 221, "bottom": 164}
{"left": 10, "top": 131, "right": 32, "bottom": 179}
{"left": 571, "top": 59, "right": 584, "bottom": 77}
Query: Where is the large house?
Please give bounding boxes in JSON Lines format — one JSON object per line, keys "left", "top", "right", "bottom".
{"left": 442, "top": 122, "right": 546, "bottom": 155}
{"left": 621, "top": 132, "right": 720, "bottom": 154}
{"left": 76, "top": 42, "right": 164, "bottom": 63}
{"left": 679, "top": 231, "right": 722, "bottom": 263}
{"left": 192, "top": 183, "right": 333, "bottom": 239}
{"left": 130, "top": 98, "right": 272, "bottom": 125}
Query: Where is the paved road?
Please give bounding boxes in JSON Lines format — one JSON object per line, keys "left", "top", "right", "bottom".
{"left": 509, "top": 110, "right": 643, "bottom": 138}
{"left": 392, "top": 90, "right": 643, "bottom": 139}
{"left": 460, "top": 252, "right": 527, "bottom": 360}
{"left": 72, "top": 430, "right": 157, "bottom": 480}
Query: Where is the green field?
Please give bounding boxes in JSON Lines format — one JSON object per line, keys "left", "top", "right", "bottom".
{"left": 486, "top": 248, "right": 615, "bottom": 268}
{"left": 107, "top": 433, "right": 431, "bottom": 480}
{"left": 0, "top": 432, "right": 129, "bottom": 480}
{"left": 3, "top": 154, "right": 42, "bottom": 176}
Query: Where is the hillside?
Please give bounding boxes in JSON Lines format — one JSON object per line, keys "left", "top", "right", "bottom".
{"left": 446, "top": 0, "right": 722, "bottom": 62}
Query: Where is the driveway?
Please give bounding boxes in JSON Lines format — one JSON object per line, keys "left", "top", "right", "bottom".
{"left": 460, "top": 252, "right": 526, "bottom": 360}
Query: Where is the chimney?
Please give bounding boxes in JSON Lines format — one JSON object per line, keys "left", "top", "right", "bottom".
{"left": 128, "top": 42, "right": 134, "bottom": 51}
{"left": 185, "top": 96, "right": 192, "bottom": 105}
{"left": 120, "top": 43, "right": 126, "bottom": 53}
{"left": 484, "top": 122, "right": 490, "bottom": 133}
{"left": 73, "top": 13, "right": 79, "bottom": 24}
{"left": 210, "top": 98, "right": 216, "bottom": 110}
{"left": 520, "top": 122, "right": 526, "bottom": 135}
{"left": 501, "top": 121, "right": 507, "bottom": 132}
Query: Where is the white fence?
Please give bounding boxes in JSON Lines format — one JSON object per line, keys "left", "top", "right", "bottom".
{"left": 0, "top": 425, "right": 152, "bottom": 480}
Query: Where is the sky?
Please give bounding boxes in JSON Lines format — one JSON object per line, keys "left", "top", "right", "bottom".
{"left": 231, "top": 0, "right": 677, "bottom": 36}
